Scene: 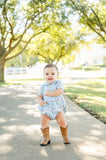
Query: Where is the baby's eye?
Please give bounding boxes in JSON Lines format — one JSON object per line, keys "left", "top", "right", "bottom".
{"left": 46, "top": 73, "right": 48, "bottom": 75}
{"left": 52, "top": 73, "right": 55, "bottom": 75}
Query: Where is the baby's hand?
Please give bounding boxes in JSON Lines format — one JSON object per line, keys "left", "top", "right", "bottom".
{"left": 45, "top": 90, "right": 51, "bottom": 96}
{"left": 39, "top": 100, "right": 46, "bottom": 106}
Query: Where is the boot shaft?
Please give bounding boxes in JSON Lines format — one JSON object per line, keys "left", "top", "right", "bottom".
{"left": 40, "top": 127, "right": 50, "bottom": 146}
{"left": 41, "top": 127, "right": 49, "bottom": 138}
{"left": 60, "top": 126, "right": 70, "bottom": 144}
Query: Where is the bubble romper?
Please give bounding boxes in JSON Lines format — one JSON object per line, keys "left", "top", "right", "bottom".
{"left": 38, "top": 80, "right": 66, "bottom": 120}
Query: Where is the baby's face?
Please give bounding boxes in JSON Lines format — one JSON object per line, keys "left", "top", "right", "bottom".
{"left": 43, "top": 67, "right": 58, "bottom": 83}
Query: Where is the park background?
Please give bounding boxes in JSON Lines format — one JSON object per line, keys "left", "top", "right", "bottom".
{"left": 0, "top": 1, "right": 106, "bottom": 159}
{"left": 0, "top": 1, "right": 106, "bottom": 124}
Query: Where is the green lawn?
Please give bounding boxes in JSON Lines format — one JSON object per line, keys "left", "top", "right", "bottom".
{"left": 0, "top": 81, "right": 24, "bottom": 87}
{"left": 0, "top": 77, "right": 63, "bottom": 87}
{"left": 0, "top": 78, "right": 44, "bottom": 87}
{"left": 65, "top": 77, "right": 106, "bottom": 124}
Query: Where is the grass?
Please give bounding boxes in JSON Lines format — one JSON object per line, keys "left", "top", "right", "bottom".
{"left": 0, "top": 78, "right": 44, "bottom": 87}
{"left": 64, "top": 77, "right": 106, "bottom": 124}
{"left": 0, "top": 81, "right": 23, "bottom": 87}
{"left": 0, "top": 77, "right": 65, "bottom": 87}
{"left": 72, "top": 65, "right": 106, "bottom": 71}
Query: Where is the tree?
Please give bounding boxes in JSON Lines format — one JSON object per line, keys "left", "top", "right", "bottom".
{"left": 5, "top": 51, "right": 39, "bottom": 68}
{"left": 0, "top": 0, "right": 59, "bottom": 82}
{"left": 28, "top": 24, "right": 83, "bottom": 64}
{"left": 64, "top": 0, "right": 106, "bottom": 44}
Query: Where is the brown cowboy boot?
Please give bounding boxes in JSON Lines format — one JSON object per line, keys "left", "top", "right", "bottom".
{"left": 40, "top": 127, "right": 51, "bottom": 146}
{"left": 60, "top": 126, "right": 71, "bottom": 144}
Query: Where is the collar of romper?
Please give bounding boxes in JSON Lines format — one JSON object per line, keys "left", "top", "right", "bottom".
{"left": 45, "top": 80, "right": 58, "bottom": 86}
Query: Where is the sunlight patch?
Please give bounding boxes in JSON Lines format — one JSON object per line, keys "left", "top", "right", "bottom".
{"left": 17, "top": 94, "right": 35, "bottom": 98}
{"left": 90, "top": 130, "right": 103, "bottom": 136}
{"left": 40, "top": 148, "right": 48, "bottom": 157}
{"left": 0, "top": 145, "right": 13, "bottom": 154}
{"left": 66, "top": 111, "right": 85, "bottom": 116}
{"left": 90, "top": 96, "right": 106, "bottom": 103}
{"left": 0, "top": 134, "right": 13, "bottom": 143}
{"left": 52, "top": 143, "right": 65, "bottom": 150}
{"left": 78, "top": 141, "right": 106, "bottom": 156}
{"left": 0, "top": 92, "right": 10, "bottom": 95}
{"left": 0, "top": 118, "right": 6, "bottom": 123}
{"left": 18, "top": 104, "right": 40, "bottom": 117}
{"left": 3, "top": 124, "right": 41, "bottom": 135}
{"left": 94, "top": 88, "right": 106, "bottom": 92}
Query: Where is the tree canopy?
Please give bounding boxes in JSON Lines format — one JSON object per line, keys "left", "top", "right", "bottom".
{"left": 0, "top": 0, "right": 106, "bottom": 82}
{"left": 64, "top": 0, "right": 106, "bottom": 44}
{"left": 27, "top": 24, "right": 84, "bottom": 64}
{"left": 0, "top": 0, "right": 62, "bottom": 81}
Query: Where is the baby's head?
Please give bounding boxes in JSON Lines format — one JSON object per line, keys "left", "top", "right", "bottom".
{"left": 43, "top": 64, "right": 59, "bottom": 83}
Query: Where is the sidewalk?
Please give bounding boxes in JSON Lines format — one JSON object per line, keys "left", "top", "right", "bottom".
{"left": 0, "top": 84, "right": 106, "bottom": 160}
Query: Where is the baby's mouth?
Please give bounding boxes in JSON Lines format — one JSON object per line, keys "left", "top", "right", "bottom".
{"left": 48, "top": 78, "right": 52, "bottom": 81}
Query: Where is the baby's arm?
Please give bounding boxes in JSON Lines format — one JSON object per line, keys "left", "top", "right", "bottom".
{"left": 37, "top": 95, "right": 46, "bottom": 106}
{"left": 45, "top": 88, "right": 64, "bottom": 97}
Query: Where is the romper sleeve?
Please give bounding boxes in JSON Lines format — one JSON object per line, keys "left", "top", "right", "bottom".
{"left": 56, "top": 80, "right": 64, "bottom": 90}
{"left": 37, "top": 84, "right": 43, "bottom": 96}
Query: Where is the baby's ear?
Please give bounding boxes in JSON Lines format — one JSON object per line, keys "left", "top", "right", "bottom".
{"left": 57, "top": 73, "right": 59, "bottom": 78}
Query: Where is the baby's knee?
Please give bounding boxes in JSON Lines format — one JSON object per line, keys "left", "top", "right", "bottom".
{"left": 56, "top": 111, "right": 64, "bottom": 120}
{"left": 41, "top": 114, "right": 50, "bottom": 123}
{"left": 56, "top": 112, "right": 67, "bottom": 126}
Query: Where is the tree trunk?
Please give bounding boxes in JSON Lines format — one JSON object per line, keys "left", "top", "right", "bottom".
{"left": 0, "top": 59, "right": 5, "bottom": 82}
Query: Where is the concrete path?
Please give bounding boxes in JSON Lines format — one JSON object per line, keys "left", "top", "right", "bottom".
{"left": 0, "top": 83, "right": 106, "bottom": 160}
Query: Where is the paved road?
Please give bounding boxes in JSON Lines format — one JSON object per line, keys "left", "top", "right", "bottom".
{"left": 0, "top": 83, "right": 106, "bottom": 160}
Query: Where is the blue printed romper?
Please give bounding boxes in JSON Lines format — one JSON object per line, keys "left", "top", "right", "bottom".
{"left": 38, "top": 80, "right": 66, "bottom": 120}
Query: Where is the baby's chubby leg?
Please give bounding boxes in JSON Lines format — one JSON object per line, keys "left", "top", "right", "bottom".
{"left": 56, "top": 111, "right": 67, "bottom": 128}
{"left": 41, "top": 113, "right": 50, "bottom": 129}
{"left": 56, "top": 111, "right": 70, "bottom": 144}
